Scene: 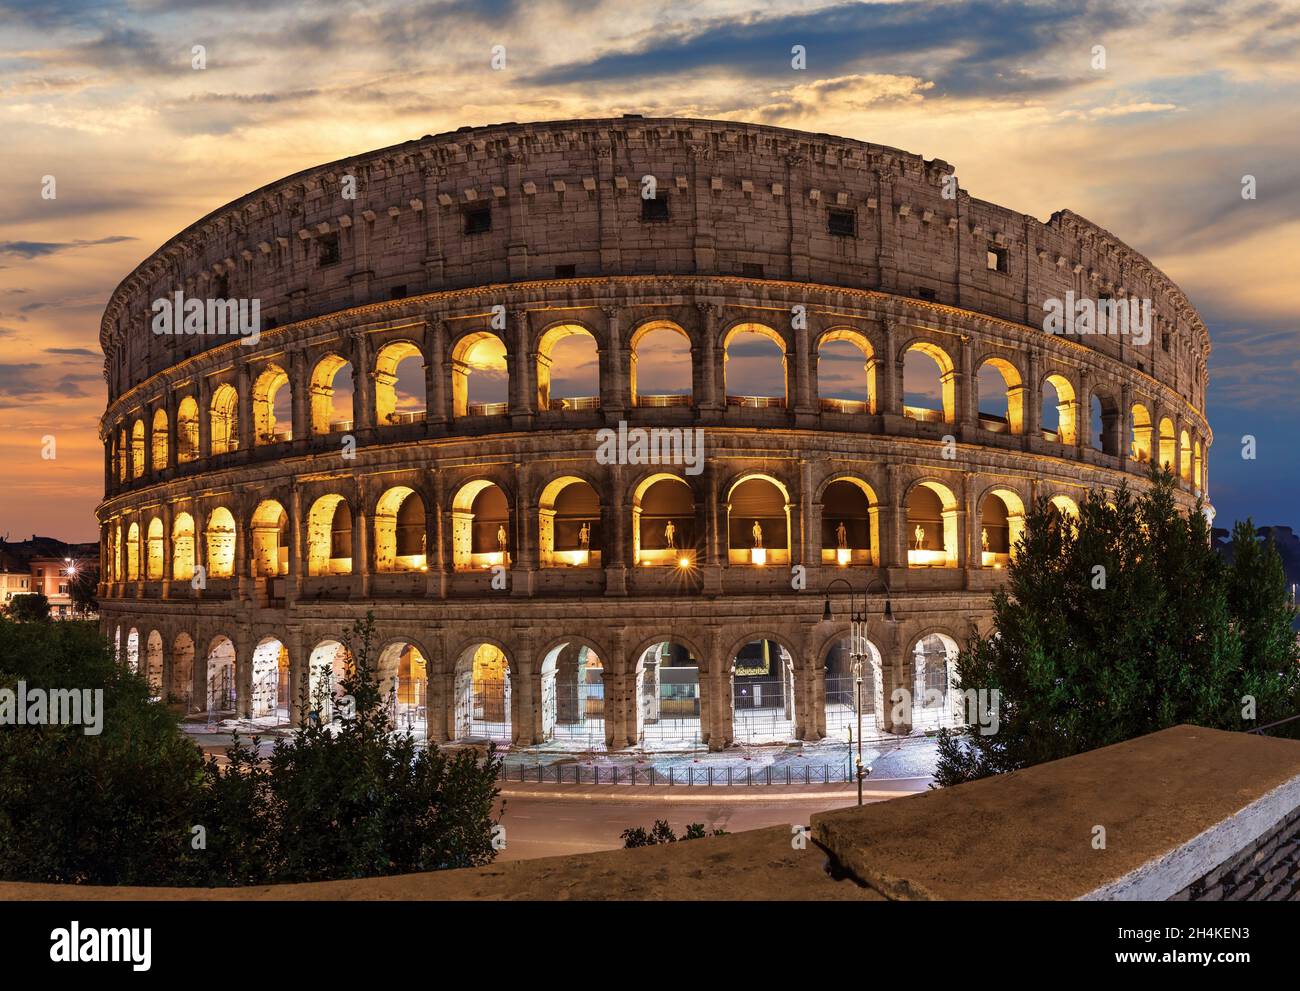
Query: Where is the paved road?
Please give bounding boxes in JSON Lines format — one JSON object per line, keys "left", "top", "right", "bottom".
{"left": 493, "top": 777, "right": 929, "bottom": 861}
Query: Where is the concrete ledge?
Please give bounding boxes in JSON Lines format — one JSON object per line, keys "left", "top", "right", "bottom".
{"left": 0, "top": 825, "right": 881, "bottom": 902}
{"left": 811, "top": 725, "right": 1300, "bottom": 900}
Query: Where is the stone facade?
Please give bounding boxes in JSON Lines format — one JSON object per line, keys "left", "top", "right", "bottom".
{"left": 95, "top": 116, "right": 1212, "bottom": 752}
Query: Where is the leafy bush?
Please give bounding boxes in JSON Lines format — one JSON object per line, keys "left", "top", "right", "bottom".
{"left": 621, "top": 819, "right": 727, "bottom": 847}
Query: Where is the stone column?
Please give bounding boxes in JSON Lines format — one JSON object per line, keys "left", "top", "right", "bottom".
{"left": 958, "top": 334, "right": 975, "bottom": 438}
{"left": 289, "top": 349, "right": 308, "bottom": 444}
{"left": 880, "top": 320, "right": 901, "bottom": 417}
{"left": 285, "top": 623, "right": 306, "bottom": 726}
{"left": 287, "top": 484, "right": 303, "bottom": 603}
{"left": 705, "top": 626, "right": 731, "bottom": 750}
{"left": 351, "top": 330, "right": 376, "bottom": 432}
{"left": 353, "top": 477, "right": 370, "bottom": 597}
{"left": 511, "top": 461, "right": 535, "bottom": 597}
{"left": 165, "top": 389, "right": 179, "bottom": 470}
{"left": 425, "top": 637, "right": 449, "bottom": 744}
{"left": 697, "top": 302, "right": 722, "bottom": 414}
{"left": 427, "top": 469, "right": 448, "bottom": 598}
{"left": 511, "top": 630, "right": 537, "bottom": 746}
{"left": 601, "top": 304, "right": 627, "bottom": 420}
{"left": 427, "top": 321, "right": 448, "bottom": 427}
{"left": 234, "top": 627, "right": 254, "bottom": 720}
{"left": 605, "top": 463, "right": 628, "bottom": 596}
{"left": 161, "top": 501, "right": 173, "bottom": 599}
{"left": 236, "top": 358, "right": 253, "bottom": 454}
{"left": 1025, "top": 349, "right": 1041, "bottom": 447}
{"left": 197, "top": 374, "right": 212, "bottom": 458}
{"left": 510, "top": 309, "right": 536, "bottom": 430}
{"left": 142, "top": 405, "right": 155, "bottom": 476}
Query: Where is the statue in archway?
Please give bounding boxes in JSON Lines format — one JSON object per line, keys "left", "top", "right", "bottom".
{"left": 752, "top": 520, "right": 763, "bottom": 549}
{"left": 578, "top": 522, "right": 590, "bottom": 549}
{"left": 664, "top": 520, "right": 676, "bottom": 549}
{"left": 496, "top": 524, "right": 507, "bottom": 553}
{"left": 913, "top": 524, "right": 925, "bottom": 550}
{"left": 836, "top": 520, "right": 848, "bottom": 550}
{"left": 981, "top": 527, "right": 990, "bottom": 552}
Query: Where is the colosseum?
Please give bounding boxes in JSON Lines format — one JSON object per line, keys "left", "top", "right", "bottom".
{"left": 95, "top": 116, "right": 1212, "bottom": 753}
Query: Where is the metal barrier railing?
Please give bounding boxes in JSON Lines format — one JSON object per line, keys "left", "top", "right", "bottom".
{"left": 496, "top": 761, "right": 855, "bottom": 786}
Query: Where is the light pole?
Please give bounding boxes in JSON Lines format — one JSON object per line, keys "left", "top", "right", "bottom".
{"left": 823, "top": 577, "right": 893, "bottom": 805}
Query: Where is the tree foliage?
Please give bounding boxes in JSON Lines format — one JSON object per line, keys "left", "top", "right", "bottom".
{"left": 621, "top": 819, "right": 727, "bottom": 847}
{"left": 0, "top": 613, "right": 504, "bottom": 886}
{"left": 935, "top": 468, "right": 1300, "bottom": 786}
{"left": 5, "top": 592, "right": 50, "bottom": 623}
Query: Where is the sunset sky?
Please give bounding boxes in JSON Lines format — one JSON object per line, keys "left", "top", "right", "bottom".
{"left": 2, "top": 0, "right": 1297, "bottom": 543}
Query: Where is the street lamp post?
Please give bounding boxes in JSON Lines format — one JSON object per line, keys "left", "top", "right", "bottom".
{"left": 823, "top": 577, "right": 892, "bottom": 806}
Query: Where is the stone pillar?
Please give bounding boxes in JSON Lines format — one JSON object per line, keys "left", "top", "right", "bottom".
{"left": 511, "top": 631, "right": 537, "bottom": 746}
{"left": 1025, "top": 349, "right": 1041, "bottom": 446}
{"left": 142, "top": 406, "right": 155, "bottom": 476}
{"left": 697, "top": 302, "right": 722, "bottom": 414}
{"left": 799, "top": 459, "right": 815, "bottom": 570}
{"left": 601, "top": 304, "right": 627, "bottom": 420}
{"left": 160, "top": 501, "right": 174, "bottom": 599}
{"left": 875, "top": 625, "right": 910, "bottom": 736}
{"left": 287, "top": 485, "right": 303, "bottom": 603}
{"left": 197, "top": 374, "right": 212, "bottom": 458}
{"left": 705, "top": 627, "right": 731, "bottom": 750}
{"left": 285, "top": 623, "right": 305, "bottom": 726}
{"left": 1077, "top": 367, "right": 1092, "bottom": 458}
{"left": 958, "top": 334, "right": 975, "bottom": 437}
{"left": 426, "top": 646, "right": 451, "bottom": 744}
{"left": 510, "top": 309, "right": 536, "bottom": 430}
{"left": 880, "top": 320, "right": 901, "bottom": 417}
{"left": 353, "top": 477, "right": 370, "bottom": 597}
{"left": 165, "top": 389, "right": 179, "bottom": 470}
{"left": 511, "top": 461, "right": 535, "bottom": 597}
{"left": 963, "top": 471, "right": 978, "bottom": 574}
{"left": 605, "top": 463, "right": 628, "bottom": 596}
{"left": 427, "top": 470, "right": 448, "bottom": 598}
{"left": 427, "top": 321, "right": 448, "bottom": 427}
{"left": 351, "top": 330, "right": 376, "bottom": 432}
{"left": 289, "top": 349, "right": 308, "bottom": 444}
{"left": 234, "top": 627, "right": 254, "bottom": 720}
{"left": 881, "top": 464, "right": 905, "bottom": 572}
{"left": 236, "top": 358, "right": 253, "bottom": 454}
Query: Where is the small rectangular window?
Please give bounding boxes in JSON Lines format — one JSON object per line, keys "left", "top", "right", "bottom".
{"left": 828, "top": 208, "right": 856, "bottom": 237}
{"left": 390, "top": 285, "right": 407, "bottom": 300}
{"left": 987, "top": 246, "right": 1008, "bottom": 273}
{"left": 463, "top": 205, "right": 492, "bottom": 235}
{"left": 641, "top": 193, "right": 670, "bottom": 222}
{"left": 741, "top": 263, "right": 765, "bottom": 279}
{"left": 1161, "top": 332, "right": 1170, "bottom": 352}
{"left": 554, "top": 264, "right": 576, "bottom": 278}
{"left": 318, "top": 232, "right": 341, "bottom": 266}
{"left": 915, "top": 287, "right": 937, "bottom": 302}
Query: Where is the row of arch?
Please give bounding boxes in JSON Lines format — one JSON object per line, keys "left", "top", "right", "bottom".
{"left": 103, "top": 470, "right": 1072, "bottom": 583}
{"left": 106, "top": 316, "right": 1208, "bottom": 492}
{"left": 110, "top": 622, "right": 966, "bottom": 747}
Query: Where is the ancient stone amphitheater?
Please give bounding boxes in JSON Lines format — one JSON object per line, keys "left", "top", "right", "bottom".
{"left": 96, "top": 116, "right": 1211, "bottom": 753}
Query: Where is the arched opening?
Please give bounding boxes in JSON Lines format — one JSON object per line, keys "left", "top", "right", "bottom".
{"left": 538, "top": 324, "right": 599, "bottom": 411}
{"left": 902, "top": 342, "right": 954, "bottom": 423}
{"left": 821, "top": 478, "right": 878, "bottom": 566}
{"left": 125, "top": 523, "right": 140, "bottom": 580}
{"left": 1041, "top": 374, "right": 1077, "bottom": 445}
{"left": 635, "top": 640, "right": 700, "bottom": 747}
{"left": 453, "top": 643, "right": 512, "bottom": 743}
{"left": 204, "top": 506, "right": 236, "bottom": 578}
{"left": 1158, "top": 417, "right": 1176, "bottom": 472}
{"left": 907, "top": 481, "right": 959, "bottom": 568}
{"left": 727, "top": 475, "right": 789, "bottom": 566}
{"left": 630, "top": 322, "right": 692, "bottom": 407}
{"left": 250, "top": 500, "right": 289, "bottom": 577}
{"left": 176, "top": 397, "right": 199, "bottom": 462}
{"left": 250, "top": 637, "right": 289, "bottom": 722}
{"left": 375, "top": 341, "right": 427, "bottom": 426}
{"left": 817, "top": 330, "right": 875, "bottom": 414}
{"left": 172, "top": 512, "right": 195, "bottom": 582}
{"left": 130, "top": 419, "right": 145, "bottom": 477}
{"left": 377, "top": 641, "right": 428, "bottom": 733}
{"left": 172, "top": 632, "right": 194, "bottom": 709}
{"left": 980, "top": 488, "right": 1025, "bottom": 568}
{"left": 1131, "top": 403, "right": 1153, "bottom": 462}
{"left": 143, "top": 631, "right": 163, "bottom": 698}
{"left": 540, "top": 641, "right": 605, "bottom": 748}
{"left": 1091, "top": 392, "right": 1121, "bottom": 455}
{"left": 1179, "top": 429, "right": 1192, "bottom": 482}
{"left": 1049, "top": 494, "right": 1080, "bottom": 519}
{"left": 111, "top": 524, "right": 122, "bottom": 582}
{"left": 730, "top": 639, "right": 797, "bottom": 744}
{"left": 309, "top": 354, "right": 355, "bottom": 435}
{"left": 632, "top": 473, "right": 695, "bottom": 567}
{"left": 723, "top": 323, "right": 787, "bottom": 408}
{"left": 113, "top": 625, "right": 121, "bottom": 663}
{"left": 451, "top": 480, "right": 509, "bottom": 571}
{"left": 824, "top": 634, "right": 881, "bottom": 742}
{"left": 252, "top": 364, "right": 292, "bottom": 445}
{"left": 206, "top": 636, "right": 236, "bottom": 715}
{"left": 373, "top": 487, "right": 426, "bottom": 572}
{"left": 125, "top": 627, "right": 139, "bottom": 673}
{"left": 209, "top": 384, "right": 239, "bottom": 455}
{"left": 151, "top": 408, "right": 168, "bottom": 468}
{"left": 1193, "top": 440, "right": 1203, "bottom": 491}
{"left": 539, "top": 477, "right": 601, "bottom": 567}
{"left": 116, "top": 426, "right": 127, "bottom": 480}
{"left": 451, "top": 333, "right": 508, "bottom": 417}
{"left": 306, "top": 494, "right": 352, "bottom": 576}
{"left": 977, "top": 357, "right": 1023, "bottom": 434}
{"left": 913, "top": 633, "right": 960, "bottom": 731}
{"left": 145, "top": 517, "right": 164, "bottom": 580}
{"left": 307, "top": 640, "right": 350, "bottom": 724}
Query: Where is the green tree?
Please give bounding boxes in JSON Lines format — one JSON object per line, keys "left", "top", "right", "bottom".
{"left": 935, "top": 468, "right": 1299, "bottom": 786}
{"left": 69, "top": 567, "right": 99, "bottom": 619}
{"left": 6, "top": 592, "right": 51, "bottom": 623}
{"left": 621, "top": 819, "right": 727, "bottom": 847}
{"left": 0, "top": 618, "right": 208, "bottom": 884}
{"left": 197, "top": 613, "right": 505, "bottom": 884}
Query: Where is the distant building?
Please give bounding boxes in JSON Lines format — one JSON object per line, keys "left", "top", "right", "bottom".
{"left": 0, "top": 535, "right": 99, "bottom": 619}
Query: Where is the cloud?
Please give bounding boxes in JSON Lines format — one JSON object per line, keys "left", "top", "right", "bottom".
{"left": 44, "top": 347, "right": 99, "bottom": 357}
{"left": 0, "top": 236, "right": 136, "bottom": 259}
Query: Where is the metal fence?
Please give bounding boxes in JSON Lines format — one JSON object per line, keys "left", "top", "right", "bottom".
{"left": 496, "top": 761, "right": 855, "bottom": 786}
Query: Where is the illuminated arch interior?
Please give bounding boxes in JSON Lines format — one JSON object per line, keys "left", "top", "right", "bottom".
{"left": 131, "top": 419, "right": 145, "bottom": 477}
{"left": 374, "top": 486, "right": 426, "bottom": 572}
{"left": 306, "top": 494, "right": 352, "bottom": 575}
{"left": 151, "top": 407, "right": 168, "bottom": 468}
{"left": 1042, "top": 373, "right": 1077, "bottom": 445}
{"left": 252, "top": 364, "right": 291, "bottom": 445}
{"left": 250, "top": 499, "right": 289, "bottom": 577}
{"left": 177, "top": 397, "right": 200, "bottom": 463}
{"left": 209, "top": 384, "right": 239, "bottom": 455}
{"left": 906, "top": 481, "right": 959, "bottom": 568}
{"left": 977, "top": 357, "right": 1023, "bottom": 434}
{"left": 1158, "top": 417, "right": 1176, "bottom": 471}
{"left": 451, "top": 480, "right": 509, "bottom": 570}
{"left": 204, "top": 506, "right": 236, "bottom": 578}
{"left": 903, "top": 342, "right": 955, "bottom": 422}
{"left": 633, "top": 473, "right": 695, "bottom": 566}
{"left": 453, "top": 643, "right": 511, "bottom": 742}
{"left": 980, "top": 488, "right": 1025, "bottom": 567}
{"left": 730, "top": 638, "right": 796, "bottom": 744}
{"left": 1131, "top": 403, "right": 1153, "bottom": 462}
{"left": 821, "top": 478, "right": 879, "bottom": 566}
{"left": 146, "top": 517, "right": 164, "bottom": 579}
{"left": 310, "top": 354, "right": 354, "bottom": 434}
{"left": 126, "top": 522, "right": 140, "bottom": 580}
{"left": 817, "top": 329, "right": 876, "bottom": 413}
{"left": 172, "top": 512, "right": 195, "bottom": 582}
{"left": 723, "top": 322, "right": 787, "bottom": 406}
{"left": 537, "top": 324, "right": 599, "bottom": 411}
{"left": 451, "top": 333, "right": 508, "bottom": 417}
{"left": 727, "top": 475, "right": 789, "bottom": 566}
{"left": 635, "top": 640, "right": 701, "bottom": 746}
{"left": 540, "top": 641, "right": 605, "bottom": 746}
{"left": 629, "top": 322, "right": 692, "bottom": 407}
{"left": 538, "top": 476, "right": 601, "bottom": 567}
{"left": 374, "top": 341, "right": 426, "bottom": 425}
